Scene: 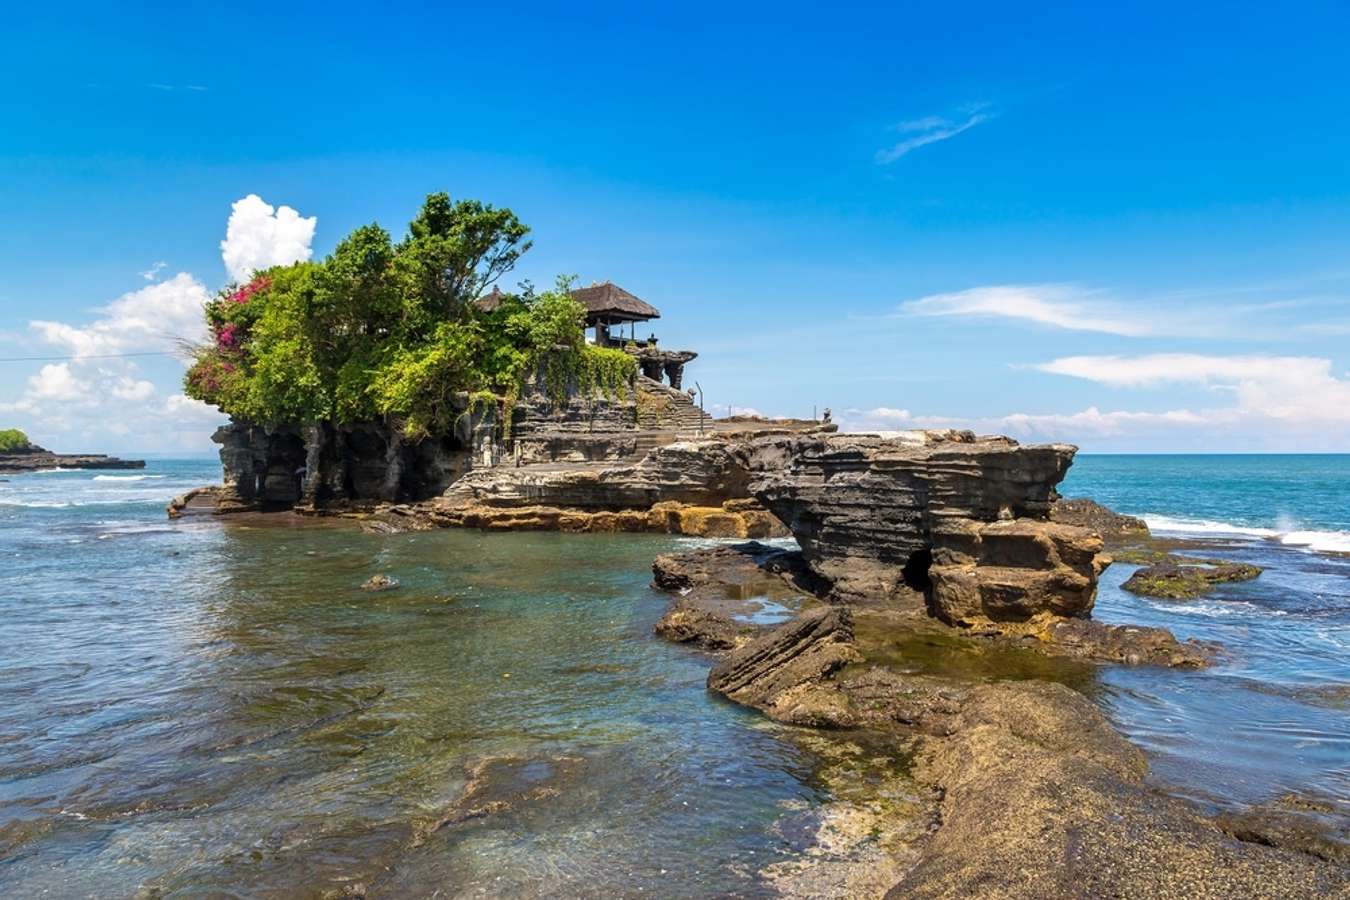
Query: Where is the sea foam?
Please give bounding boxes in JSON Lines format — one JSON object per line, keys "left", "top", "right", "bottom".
{"left": 1143, "top": 514, "right": 1350, "bottom": 555}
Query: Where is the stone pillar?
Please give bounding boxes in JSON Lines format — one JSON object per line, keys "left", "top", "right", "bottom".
{"left": 641, "top": 359, "right": 663, "bottom": 382}
{"left": 664, "top": 362, "right": 685, "bottom": 390}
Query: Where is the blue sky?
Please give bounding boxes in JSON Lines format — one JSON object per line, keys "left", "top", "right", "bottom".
{"left": 3, "top": 2, "right": 1350, "bottom": 453}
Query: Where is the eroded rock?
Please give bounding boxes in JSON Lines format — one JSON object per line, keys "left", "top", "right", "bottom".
{"left": 751, "top": 430, "right": 1107, "bottom": 626}
{"left": 1050, "top": 496, "right": 1150, "bottom": 540}
{"left": 707, "top": 607, "right": 861, "bottom": 726}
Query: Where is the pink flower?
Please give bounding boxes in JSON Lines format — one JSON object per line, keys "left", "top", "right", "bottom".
{"left": 229, "top": 275, "right": 272, "bottom": 304}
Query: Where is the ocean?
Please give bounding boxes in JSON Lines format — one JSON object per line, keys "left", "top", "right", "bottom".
{"left": 0, "top": 454, "right": 1346, "bottom": 892}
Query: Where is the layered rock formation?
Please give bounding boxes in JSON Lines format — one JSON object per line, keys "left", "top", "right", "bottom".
{"left": 210, "top": 410, "right": 496, "bottom": 510}
{"left": 0, "top": 443, "right": 145, "bottom": 473}
{"left": 750, "top": 430, "right": 1105, "bottom": 626}
{"left": 648, "top": 545, "right": 1340, "bottom": 897}
{"left": 425, "top": 436, "right": 799, "bottom": 537}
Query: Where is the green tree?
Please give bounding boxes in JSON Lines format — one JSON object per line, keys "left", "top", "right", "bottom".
{"left": 184, "top": 193, "right": 633, "bottom": 440}
{"left": 0, "top": 428, "right": 31, "bottom": 451}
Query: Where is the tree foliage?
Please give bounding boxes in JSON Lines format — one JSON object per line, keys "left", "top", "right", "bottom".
{"left": 184, "top": 193, "right": 634, "bottom": 438}
{"left": 0, "top": 428, "right": 31, "bottom": 451}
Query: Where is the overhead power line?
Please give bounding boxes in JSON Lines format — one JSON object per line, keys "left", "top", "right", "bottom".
{"left": 0, "top": 351, "right": 182, "bottom": 362}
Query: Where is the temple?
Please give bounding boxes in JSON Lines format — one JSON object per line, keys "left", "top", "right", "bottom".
{"left": 475, "top": 281, "right": 697, "bottom": 389}
{"left": 196, "top": 279, "right": 826, "bottom": 511}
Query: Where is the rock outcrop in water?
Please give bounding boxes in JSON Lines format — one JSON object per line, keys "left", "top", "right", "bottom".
{"left": 648, "top": 542, "right": 1345, "bottom": 897}
{"left": 0, "top": 442, "right": 145, "bottom": 473}
{"left": 751, "top": 430, "right": 1106, "bottom": 627}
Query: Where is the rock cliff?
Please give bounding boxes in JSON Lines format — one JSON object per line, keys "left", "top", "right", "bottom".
{"left": 750, "top": 430, "right": 1106, "bottom": 626}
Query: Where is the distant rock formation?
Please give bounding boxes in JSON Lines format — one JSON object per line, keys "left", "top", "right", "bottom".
{"left": 0, "top": 442, "right": 145, "bottom": 473}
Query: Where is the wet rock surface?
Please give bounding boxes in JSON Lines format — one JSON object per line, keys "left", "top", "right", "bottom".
{"left": 1050, "top": 496, "right": 1151, "bottom": 539}
{"left": 707, "top": 606, "right": 861, "bottom": 727}
{"left": 1122, "top": 558, "right": 1263, "bottom": 599}
{"left": 888, "top": 682, "right": 1348, "bottom": 899}
{"left": 649, "top": 543, "right": 1340, "bottom": 898}
{"left": 1215, "top": 794, "right": 1350, "bottom": 865}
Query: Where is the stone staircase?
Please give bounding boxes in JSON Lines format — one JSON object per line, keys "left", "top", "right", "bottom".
{"left": 632, "top": 377, "right": 710, "bottom": 457}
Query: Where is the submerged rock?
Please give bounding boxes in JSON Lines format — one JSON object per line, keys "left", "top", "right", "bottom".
{"left": 1122, "top": 559, "right": 1262, "bottom": 599}
{"left": 360, "top": 574, "right": 399, "bottom": 592}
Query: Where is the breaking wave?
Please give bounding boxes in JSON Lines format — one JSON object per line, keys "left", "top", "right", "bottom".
{"left": 1143, "top": 514, "right": 1350, "bottom": 555}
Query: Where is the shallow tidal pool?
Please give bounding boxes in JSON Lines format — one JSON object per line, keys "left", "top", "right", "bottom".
{"left": 1, "top": 510, "right": 838, "bottom": 897}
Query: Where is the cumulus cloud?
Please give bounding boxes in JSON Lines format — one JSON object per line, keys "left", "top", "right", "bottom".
{"left": 30, "top": 272, "right": 210, "bottom": 359}
{"left": 220, "top": 194, "right": 317, "bottom": 283}
{"left": 901, "top": 284, "right": 1154, "bottom": 336}
{"left": 876, "top": 103, "right": 994, "bottom": 164}
{"left": 6, "top": 192, "right": 318, "bottom": 451}
{"left": 27, "top": 364, "right": 89, "bottom": 402}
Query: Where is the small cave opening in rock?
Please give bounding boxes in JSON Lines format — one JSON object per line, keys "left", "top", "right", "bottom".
{"left": 901, "top": 546, "right": 933, "bottom": 593}
{"left": 266, "top": 433, "right": 308, "bottom": 506}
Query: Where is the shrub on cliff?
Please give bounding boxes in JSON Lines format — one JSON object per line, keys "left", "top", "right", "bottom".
{"left": 0, "top": 428, "right": 31, "bottom": 451}
{"left": 184, "top": 193, "right": 635, "bottom": 437}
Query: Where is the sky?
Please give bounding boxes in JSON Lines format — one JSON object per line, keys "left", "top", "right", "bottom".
{"left": 3, "top": 1, "right": 1350, "bottom": 454}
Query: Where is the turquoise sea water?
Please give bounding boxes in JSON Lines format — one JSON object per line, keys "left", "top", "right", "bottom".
{"left": 1063, "top": 454, "right": 1350, "bottom": 807}
{"left": 0, "top": 455, "right": 1346, "bottom": 893}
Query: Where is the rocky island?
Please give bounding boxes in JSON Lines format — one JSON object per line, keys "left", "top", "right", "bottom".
{"left": 166, "top": 193, "right": 1345, "bottom": 896}
{"left": 0, "top": 428, "right": 145, "bottom": 473}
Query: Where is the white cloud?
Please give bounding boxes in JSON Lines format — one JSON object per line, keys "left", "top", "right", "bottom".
{"left": 901, "top": 284, "right": 1151, "bottom": 336}
{"left": 840, "top": 352, "right": 1350, "bottom": 450}
{"left": 28, "top": 363, "right": 88, "bottom": 402}
{"left": 30, "top": 272, "right": 210, "bottom": 359}
{"left": 5, "top": 192, "right": 314, "bottom": 451}
{"left": 220, "top": 194, "right": 317, "bottom": 282}
{"left": 876, "top": 104, "right": 994, "bottom": 163}
{"left": 1036, "top": 353, "right": 1350, "bottom": 426}
{"left": 1036, "top": 353, "right": 1333, "bottom": 389}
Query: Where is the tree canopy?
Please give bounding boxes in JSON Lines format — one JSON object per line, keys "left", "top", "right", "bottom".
{"left": 185, "top": 192, "right": 634, "bottom": 437}
{"left": 0, "top": 429, "right": 31, "bottom": 451}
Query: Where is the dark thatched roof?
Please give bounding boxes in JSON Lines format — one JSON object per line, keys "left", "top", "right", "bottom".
{"left": 570, "top": 282, "right": 661, "bottom": 322}
{"left": 472, "top": 285, "right": 507, "bottom": 312}
{"left": 472, "top": 281, "right": 661, "bottom": 323}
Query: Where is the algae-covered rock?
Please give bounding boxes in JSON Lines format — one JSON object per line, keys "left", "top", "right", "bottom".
{"left": 1122, "top": 559, "right": 1261, "bottom": 599}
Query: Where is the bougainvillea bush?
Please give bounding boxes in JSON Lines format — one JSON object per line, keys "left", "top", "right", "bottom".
{"left": 185, "top": 193, "right": 634, "bottom": 438}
